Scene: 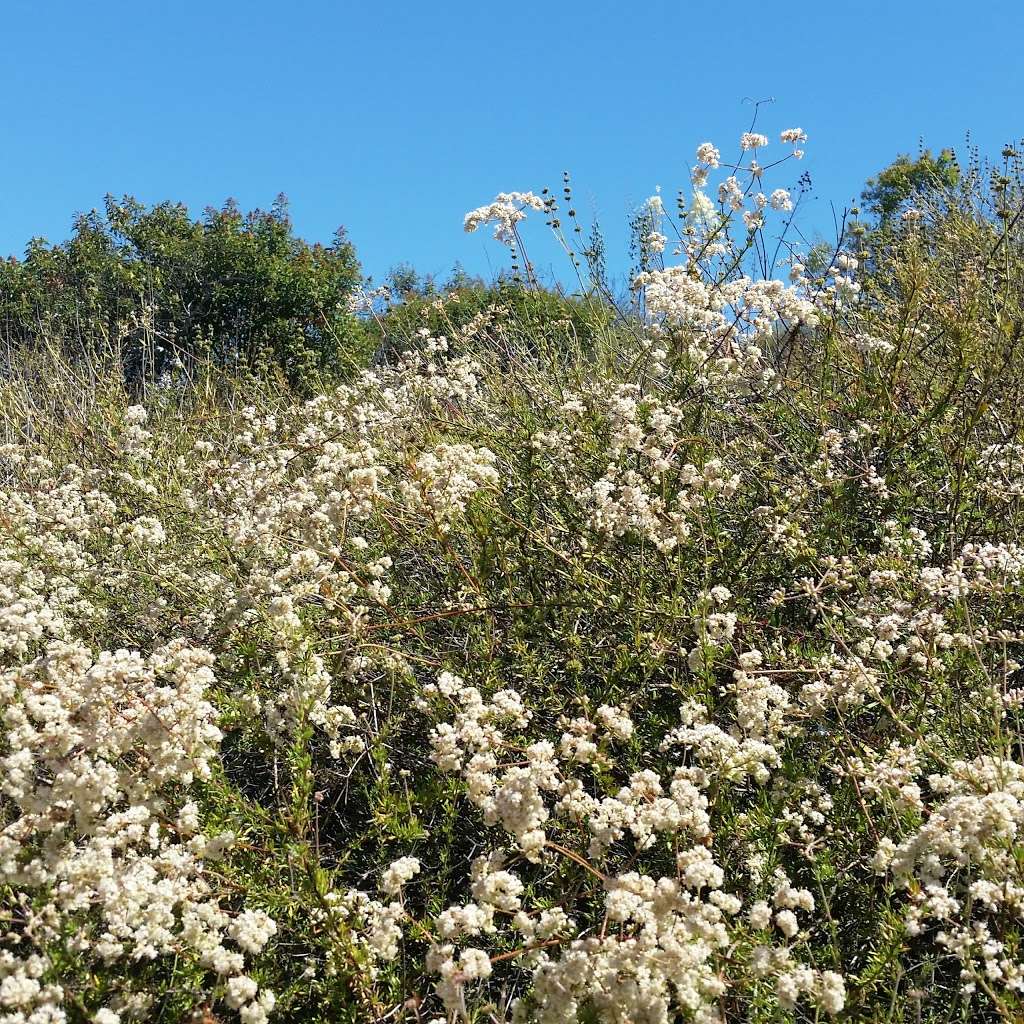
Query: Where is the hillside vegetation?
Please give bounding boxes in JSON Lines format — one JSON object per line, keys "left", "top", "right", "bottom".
{"left": 2, "top": 128, "right": 1024, "bottom": 1024}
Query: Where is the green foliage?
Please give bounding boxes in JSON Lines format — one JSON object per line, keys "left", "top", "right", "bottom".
{"left": 860, "top": 148, "right": 961, "bottom": 229}
{"left": 0, "top": 194, "right": 367, "bottom": 387}
{"left": 366, "top": 268, "right": 619, "bottom": 364}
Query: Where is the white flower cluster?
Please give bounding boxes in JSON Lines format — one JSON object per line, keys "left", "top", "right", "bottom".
{"left": 634, "top": 268, "right": 819, "bottom": 383}
{"left": 874, "top": 757, "right": 1024, "bottom": 995}
{"left": 0, "top": 640, "right": 276, "bottom": 1022}
{"left": 978, "top": 442, "right": 1024, "bottom": 500}
{"left": 464, "top": 191, "right": 547, "bottom": 244}
{"left": 411, "top": 660, "right": 848, "bottom": 1021}
{"left": 400, "top": 442, "right": 500, "bottom": 530}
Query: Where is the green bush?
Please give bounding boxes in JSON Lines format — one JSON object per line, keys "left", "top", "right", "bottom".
{"left": 364, "top": 270, "right": 619, "bottom": 366}
{"left": 0, "top": 194, "right": 368, "bottom": 388}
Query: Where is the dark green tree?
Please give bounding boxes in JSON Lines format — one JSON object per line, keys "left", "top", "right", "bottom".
{"left": 0, "top": 194, "right": 367, "bottom": 387}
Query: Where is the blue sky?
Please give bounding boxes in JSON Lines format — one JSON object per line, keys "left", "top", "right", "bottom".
{"left": 3, "top": 0, "right": 1023, "bottom": 290}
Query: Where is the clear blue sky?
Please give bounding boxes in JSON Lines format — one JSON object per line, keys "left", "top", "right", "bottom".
{"left": 3, "top": 0, "right": 1022, "bottom": 290}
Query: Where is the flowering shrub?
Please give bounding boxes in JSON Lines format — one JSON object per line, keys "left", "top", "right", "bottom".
{"left": 3, "top": 124, "right": 1024, "bottom": 1023}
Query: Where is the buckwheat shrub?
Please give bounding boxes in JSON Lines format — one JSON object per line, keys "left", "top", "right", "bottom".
{"left": 3, "top": 118, "right": 1024, "bottom": 1023}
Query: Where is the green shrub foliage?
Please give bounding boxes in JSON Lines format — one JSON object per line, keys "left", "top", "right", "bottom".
{"left": 0, "top": 194, "right": 366, "bottom": 387}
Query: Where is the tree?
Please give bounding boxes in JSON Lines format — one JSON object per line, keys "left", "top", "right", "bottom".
{"left": 0, "top": 194, "right": 366, "bottom": 387}
{"left": 845, "top": 148, "right": 965, "bottom": 291}
{"left": 857, "top": 148, "right": 961, "bottom": 231}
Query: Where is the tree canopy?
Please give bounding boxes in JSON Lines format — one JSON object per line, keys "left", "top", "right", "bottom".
{"left": 0, "top": 194, "right": 366, "bottom": 386}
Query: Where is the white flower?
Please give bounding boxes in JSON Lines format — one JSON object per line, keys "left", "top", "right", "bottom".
{"left": 696, "top": 142, "right": 721, "bottom": 167}
{"left": 458, "top": 947, "right": 493, "bottom": 980}
{"left": 228, "top": 909, "right": 278, "bottom": 953}
{"left": 380, "top": 856, "right": 422, "bottom": 895}
{"left": 775, "top": 909, "right": 800, "bottom": 938}
{"left": 463, "top": 191, "right": 546, "bottom": 244}
{"left": 226, "top": 975, "right": 259, "bottom": 1009}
